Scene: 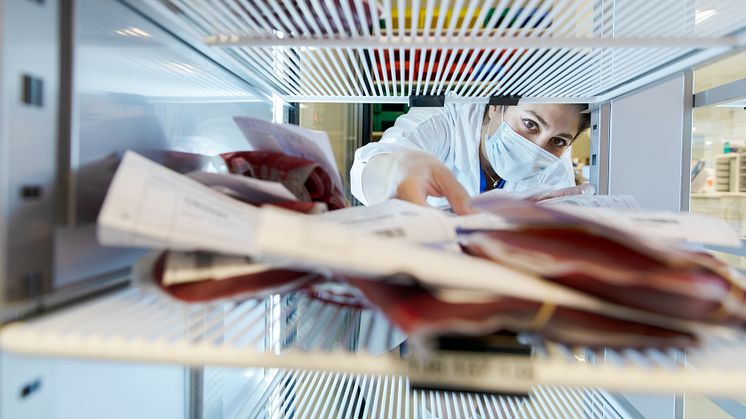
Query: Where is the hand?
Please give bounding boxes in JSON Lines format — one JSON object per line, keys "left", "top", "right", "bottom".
{"left": 527, "top": 183, "right": 596, "bottom": 202}
{"left": 392, "top": 151, "right": 474, "bottom": 215}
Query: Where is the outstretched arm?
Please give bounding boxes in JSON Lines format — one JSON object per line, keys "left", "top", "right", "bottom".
{"left": 359, "top": 149, "right": 473, "bottom": 215}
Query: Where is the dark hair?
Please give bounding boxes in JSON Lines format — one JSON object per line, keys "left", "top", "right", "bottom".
{"left": 573, "top": 104, "right": 591, "bottom": 138}
{"left": 483, "top": 103, "right": 591, "bottom": 138}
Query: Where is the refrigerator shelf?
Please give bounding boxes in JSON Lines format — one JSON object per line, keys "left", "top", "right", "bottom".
{"left": 204, "top": 366, "right": 627, "bottom": 418}
{"left": 3, "top": 287, "right": 746, "bottom": 398}
{"left": 136, "top": 0, "right": 746, "bottom": 103}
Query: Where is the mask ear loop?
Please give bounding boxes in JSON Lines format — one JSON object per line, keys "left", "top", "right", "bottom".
{"left": 485, "top": 112, "right": 495, "bottom": 139}
{"left": 485, "top": 105, "right": 505, "bottom": 139}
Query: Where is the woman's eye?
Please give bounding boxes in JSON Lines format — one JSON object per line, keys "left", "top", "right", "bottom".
{"left": 522, "top": 119, "right": 538, "bottom": 131}
{"left": 552, "top": 138, "right": 568, "bottom": 148}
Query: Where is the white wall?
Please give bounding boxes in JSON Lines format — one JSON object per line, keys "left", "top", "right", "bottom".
{"left": 1, "top": 353, "right": 186, "bottom": 419}
{"left": 609, "top": 75, "right": 688, "bottom": 211}
{"left": 52, "top": 359, "right": 186, "bottom": 419}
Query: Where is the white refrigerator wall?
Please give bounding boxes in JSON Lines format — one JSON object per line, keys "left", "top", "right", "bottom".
{"left": 608, "top": 74, "right": 691, "bottom": 211}
{"left": 0, "top": 0, "right": 60, "bottom": 301}
{"left": 1, "top": 353, "right": 186, "bottom": 419}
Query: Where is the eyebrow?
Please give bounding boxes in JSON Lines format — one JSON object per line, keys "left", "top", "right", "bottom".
{"left": 525, "top": 110, "right": 574, "bottom": 140}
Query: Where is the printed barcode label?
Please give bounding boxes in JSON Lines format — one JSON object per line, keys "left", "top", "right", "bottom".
{"left": 407, "top": 352, "right": 534, "bottom": 386}
{"left": 375, "top": 228, "right": 406, "bottom": 238}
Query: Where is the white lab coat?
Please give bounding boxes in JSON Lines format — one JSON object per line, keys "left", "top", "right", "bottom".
{"left": 350, "top": 102, "right": 576, "bottom": 206}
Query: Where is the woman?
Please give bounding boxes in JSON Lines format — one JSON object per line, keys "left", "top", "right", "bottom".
{"left": 350, "top": 102, "right": 590, "bottom": 214}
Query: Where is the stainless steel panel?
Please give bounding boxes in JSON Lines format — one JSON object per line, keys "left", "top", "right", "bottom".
{"left": 589, "top": 103, "right": 610, "bottom": 195}
{"left": 52, "top": 0, "right": 273, "bottom": 292}
{"left": 0, "top": 0, "right": 60, "bottom": 301}
{"left": 609, "top": 75, "right": 689, "bottom": 211}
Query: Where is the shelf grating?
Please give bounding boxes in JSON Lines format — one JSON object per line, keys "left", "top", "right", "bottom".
{"left": 3, "top": 287, "right": 746, "bottom": 397}
{"left": 205, "top": 366, "right": 626, "bottom": 418}
{"left": 141, "top": 0, "right": 746, "bottom": 102}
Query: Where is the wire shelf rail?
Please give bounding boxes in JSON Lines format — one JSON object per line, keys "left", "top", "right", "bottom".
{"left": 3, "top": 287, "right": 746, "bottom": 398}
{"left": 143, "top": 0, "right": 746, "bottom": 103}
{"left": 205, "top": 366, "right": 627, "bottom": 418}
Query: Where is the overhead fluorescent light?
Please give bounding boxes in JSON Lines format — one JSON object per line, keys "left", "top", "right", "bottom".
{"left": 167, "top": 63, "right": 195, "bottom": 74}
{"left": 695, "top": 9, "right": 716, "bottom": 25}
{"left": 115, "top": 27, "right": 151, "bottom": 38}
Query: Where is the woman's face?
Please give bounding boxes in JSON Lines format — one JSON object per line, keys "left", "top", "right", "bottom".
{"left": 488, "top": 104, "right": 582, "bottom": 157}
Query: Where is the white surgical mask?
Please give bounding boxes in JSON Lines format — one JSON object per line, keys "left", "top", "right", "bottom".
{"left": 484, "top": 119, "right": 560, "bottom": 182}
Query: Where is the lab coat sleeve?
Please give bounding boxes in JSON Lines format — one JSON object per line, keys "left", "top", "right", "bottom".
{"left": 350, "top": 108, "right": 453, "bottom": 205}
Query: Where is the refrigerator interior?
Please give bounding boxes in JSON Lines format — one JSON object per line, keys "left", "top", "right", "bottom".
{"left": 2, "top": 0, "right": 746, "bottom": 418}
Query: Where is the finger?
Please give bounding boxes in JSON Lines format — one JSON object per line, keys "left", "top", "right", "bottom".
{"left": 533, "top": 184, "right": 592, "bottom": 202}
{"left": 394, "top": 179, "right": 429, "bottom": 207}
{"left": 578, "top": 183, "right": 596, "bottom": 195}
{"left": 433, "top": 169, "right": 474, "bottom": 215}
{"left": 527, "top": 190, "right": 553, "bottom": 202}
